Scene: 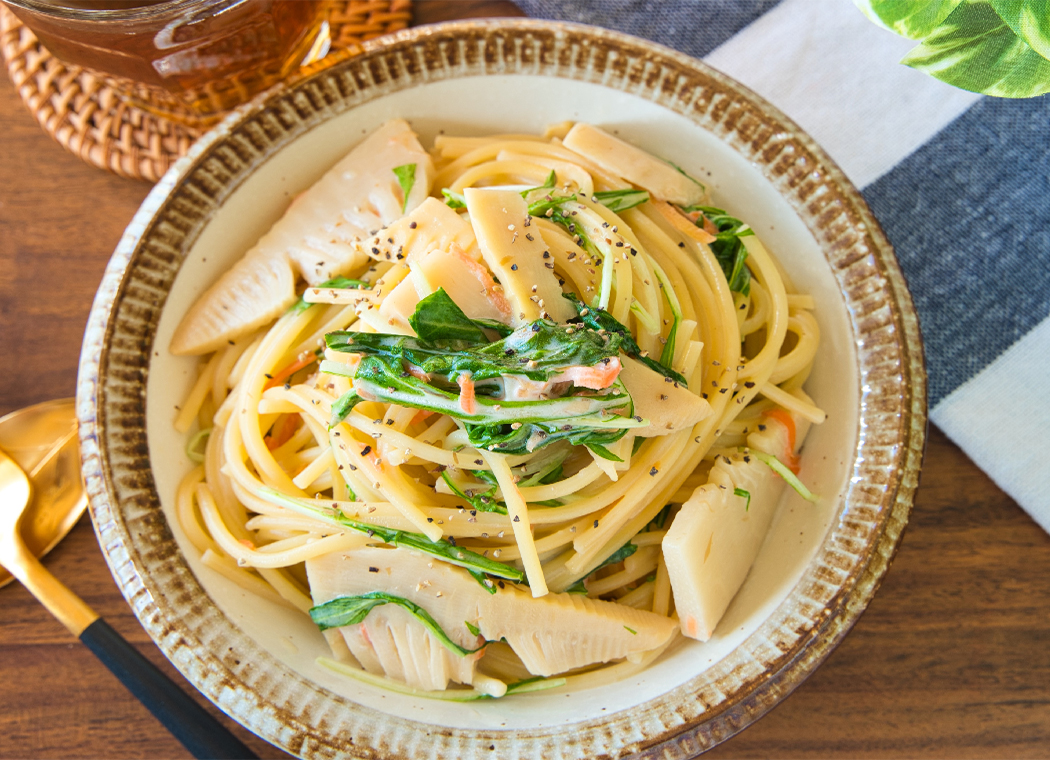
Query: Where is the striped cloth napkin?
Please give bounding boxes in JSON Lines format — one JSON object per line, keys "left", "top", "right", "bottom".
{"left": 518, "top": 0, "right": 1050, "bottom": 534}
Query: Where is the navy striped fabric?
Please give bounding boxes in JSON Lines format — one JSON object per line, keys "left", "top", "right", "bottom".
{"left": 864, "top": 96, "right": 1050, "bottom": 406}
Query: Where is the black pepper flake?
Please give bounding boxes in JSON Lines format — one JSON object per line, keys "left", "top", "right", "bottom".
{"left": 498, "top": 581, "right": 506, "bottom": 589}
{"left": 744, "top": 381, "right": 756, "bottom": 389}
{"left": 511, "top": 264, "right": 518, "bottom": 271}
{"left": 660, "top": 394, "right": 668, "bottom": 400}
{"left": 371, "top": 247, "right": 379, "bottom": 254}
{"left": 448, "top": 536, "right": 457, "bottom": 546}
{"left": 526, "top": 232, "right": 534, "bottom": 241}
{"left": 367, "top": 529, "right": 375, "bottom": 537}
{"left": 474, "top": 458, "right": 484, "bottom": 465}
{"left": 544, "top": 262, "right": 555, "bottom": 269}
{"left": 531, "top": 323, "right": 541, "bottom": 332}
{"left": 524, "top": 216, "right": 532, "bottom": 227}
{"left": 758, "top": 424, "right": 767, "bottom": 431}
{"left": 719, "top": 387, "right": 729, "bottom": 394}
{"left": 649, "top": 467, "right": 659, "bottom": 476}
{"left": 361, "top": 445, "right": 372, "bottom": 456}
{"left": 368, "top": 566, "right": 379, "bottom": 573}
{"left": 678, "top": 242, "right": 685, "bottom": 248}
{"left": 408, "top": 220, "right": 418, "bottom": 229}
{"left": 283, "top": 382, "right": 291, "bottom": 390}
{"left": 615, "top": 241, "right": 624, "bottom": 247}
{"left": 386, "top": 418, "right": 394, "bottom": 425}
{"left": 542, "top": 251, "right": 550, "bottom": 259}
{"left": 744, "top": 456, "right": 751, "bottom": 463}
{"left": 702, "top": 392, "right": 709, "bottom": 399}
{"left": 665, "top": 376, "right": 674, "bottom": 383}
{"left": 593, "top": 519, "right": 599, "bottom": 528}
{"left": 630, "top": 247, "right": 637, "bottom": 256}
{"left": 427, "top": 517, "right": 434, "bottom": 523}
{"left": 513, "top": 515, "right": 520, "bottom": 522}
{"left": 264, "top": 373, "right": 273, "bottom": 379}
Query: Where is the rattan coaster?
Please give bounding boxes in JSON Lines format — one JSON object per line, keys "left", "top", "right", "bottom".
{"left": 0, "top": 1, "right": 412, "bottom": 182}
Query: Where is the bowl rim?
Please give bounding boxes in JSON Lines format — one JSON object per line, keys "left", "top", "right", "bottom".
{"left": 76, "top": 17, "right": 927, "bottom": 759}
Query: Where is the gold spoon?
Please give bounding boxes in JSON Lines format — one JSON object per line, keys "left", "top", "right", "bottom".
{"left": 0, "top": 399, "right": 257, "bottom": 759}
{"left": 0, "top": 399, "right": 84, "bottom": 589}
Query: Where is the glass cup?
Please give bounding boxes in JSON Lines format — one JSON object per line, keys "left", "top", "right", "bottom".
{"left": 3, "top": 0, "right": 332, "bottom": 127}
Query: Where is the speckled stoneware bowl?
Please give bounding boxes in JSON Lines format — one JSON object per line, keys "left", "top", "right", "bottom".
{"left": 77, "top": 19, "right": 926, "bottom": 759}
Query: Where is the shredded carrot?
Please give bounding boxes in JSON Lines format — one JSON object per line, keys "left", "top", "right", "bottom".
{"left": 265, "top": 413, "right": 299, "bottom": 450}
{"left": 457, "top": 372, "right": 476, "bottom": 415}
{"left": 264, "top": 353, "right": 318, "bottom": 391}
{"left": 652, "top": 200, "right": 717, "bottom": 245}
{"left": 411, "top": 409, "right": 435, "bottom": 426}
{"left": 763, "top": 408, "right": 800, "bottom": 474}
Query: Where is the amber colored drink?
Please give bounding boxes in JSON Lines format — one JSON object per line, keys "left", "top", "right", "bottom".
{"left": 4, "top": 0, "right": 331, "bottom": 126}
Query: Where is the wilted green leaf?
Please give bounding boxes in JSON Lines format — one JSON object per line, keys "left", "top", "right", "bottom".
{"left": 854, "top": 0, "right": 963, "bottom": 39}
{"left": 990, "top": 0, "right": 1050, "bottom": 60}
{"left": 901, "top": 0, "right": 1050, "bottom": 97}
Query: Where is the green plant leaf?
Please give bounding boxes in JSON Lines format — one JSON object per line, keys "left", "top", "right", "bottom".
{"left": 990, "top": 0, "right": 1050, "bottom": 60}
{"left": 854, "top": 0, "right": 962, "bottom": 39}
{"left": 901, "top": 0, "right": 1050, "bottom": 97}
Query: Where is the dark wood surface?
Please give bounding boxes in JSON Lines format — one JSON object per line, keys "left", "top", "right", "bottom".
{"left": 2, "top": 2, "right": 1049, "bottom": 758}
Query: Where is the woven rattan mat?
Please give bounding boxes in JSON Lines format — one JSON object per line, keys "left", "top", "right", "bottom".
{"left": 0, "top": 1, "right": 412, "bottom": 182}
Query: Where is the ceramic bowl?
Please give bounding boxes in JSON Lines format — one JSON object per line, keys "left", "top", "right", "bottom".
{"left": 77, "top": 19, "right": 926, "bottom": 759}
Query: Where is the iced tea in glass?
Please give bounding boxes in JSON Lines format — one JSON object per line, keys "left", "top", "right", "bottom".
{"left": 3, "top": 0, "right": 331, "bottom": 126}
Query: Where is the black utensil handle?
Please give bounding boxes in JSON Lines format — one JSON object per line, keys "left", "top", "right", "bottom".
{"left": 80, "top": 618, "right": 259, "bottom": 759}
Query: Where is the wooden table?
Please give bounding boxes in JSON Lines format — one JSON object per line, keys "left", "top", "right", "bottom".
{"left": 2, "top": 3, "right": 1049, "bottom": 758}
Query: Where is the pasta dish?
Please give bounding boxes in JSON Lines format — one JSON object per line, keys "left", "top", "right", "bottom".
{"left": 168, "top": 119, "right": 824, "bottom": 699}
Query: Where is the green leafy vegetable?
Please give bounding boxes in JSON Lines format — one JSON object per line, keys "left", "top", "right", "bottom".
{"left": 521, "top": 170, "right": 557, "bottom": 198}
{"left": 256, "top": 486, "right": 524, "bottom": 581}
{"left": 652, "top": 263, "right": 682, "bottom": 369}
{"left": 566, "top": 541, "right": 639, "bottom": 593}
{"left": 329, "top": 389, "right": 361, "bottom": 427}
{"left": 441, "top": 470, "right": 506, "bottom": 514}
{"left": 442, "top": 188, "right": 466, "bottom": 208}
{"left": 310, "top": 592, "right": 486, "bottom": 657}
{"left": 326, "top": 292, "right": 642, "bottom": 455}
{"left": 290, "top": 276, "right": 369, "bottom": 315}
{"left": 185, "top": 427, "right": 211, "bottom": 463}
{"left": 586, "top": 443, "right": 623, "bottom": 463}
{"left": 393, "top": 163, "right": 416, "bottom": 213}
{"left": 734, "top": 487, "right": 752, "bottom": 511}
{"left": 562, "top": 293, "right": 687, "bottom": 386}
{"left": 749, "top": 450, "right": 819, "bottom": 503}
{"left": 409, "top": 289, "right": 488, "bottom": 346}
{"left": 464, "top": 620, "right": 481, "bottom": 637}
{"left": 857, "top": 0, "right": 1050, "bottom": 98}
{"left": 684, "top": 206, "right": 753, "bottom": 296}
{"left": 592, "top": 188, "right": 650, "bottom": 212}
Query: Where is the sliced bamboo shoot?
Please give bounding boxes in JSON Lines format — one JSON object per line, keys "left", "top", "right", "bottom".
{"left": 307, "top": 546, "right": 677, "bottom": 688}
{"left": 563, "top": 124, "right": 707, "bottom": 207}
{"left": 171, "top": 119, "right": 433, "bottom": 355}
{"left": 619, "top": 356, "right": 711, "bottom": 437}
{"left": 464, "top": 188, "right": 575, "bottom": 325}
